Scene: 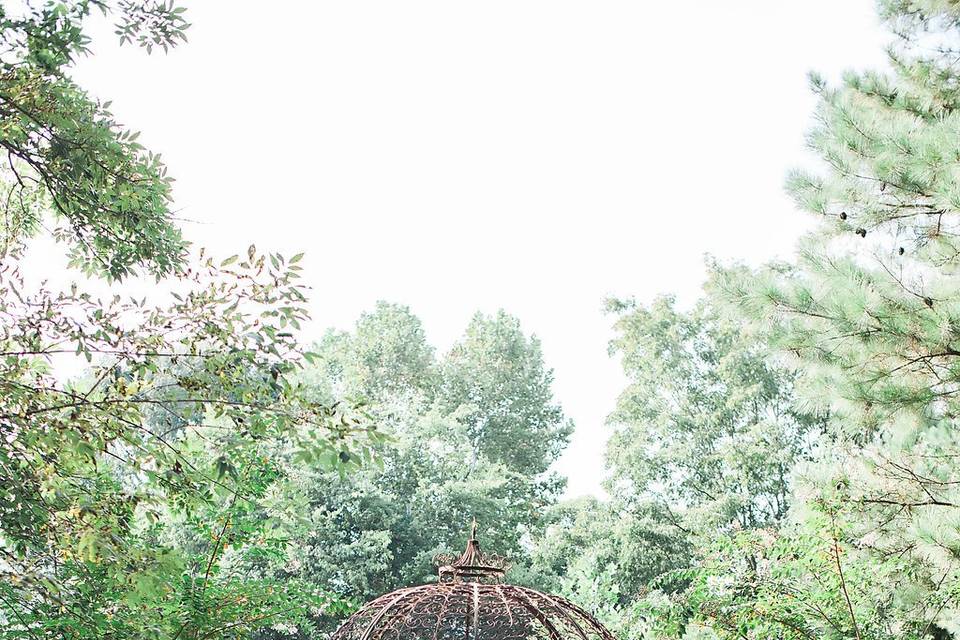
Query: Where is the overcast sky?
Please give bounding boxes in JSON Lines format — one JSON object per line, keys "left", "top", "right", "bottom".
{"left": 45, "top": 1, "right": 893, "bottom": 497}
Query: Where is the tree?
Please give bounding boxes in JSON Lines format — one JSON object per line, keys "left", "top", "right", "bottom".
{"left": 605, "top": 287, "right": 821, "bottom": 536}
{"left": 0, "top": 0, "right": 190, "bottom": 280}
{"left": 350, "top": 302, "right": 437, "bottom": 401}
{"left": 0, "top": 242, "right": 376, "bottom": 640}
{"left": 529, "top": 497, "right": 687, "bottom": 628}
{"left": 536, "top": 282, "right": 819, "bottom": 639}
{"left": 439, "top": 310, "right": 573, "bottom": 476}
{"left": 308, "top": 302, "right": 436, "bottom": 405}
{"left": 268, "top": 304, "right": 574, "bottom": 637}
{"left": 661, "top": 1, "right": 960, "bottom": 636}
{"left": 0, "top": 4, "right": 378, "bottom": 638}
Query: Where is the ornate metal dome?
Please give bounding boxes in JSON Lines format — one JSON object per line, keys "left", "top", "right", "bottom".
{"left": 331, "top": 522, "right": 617, "bottom": 640}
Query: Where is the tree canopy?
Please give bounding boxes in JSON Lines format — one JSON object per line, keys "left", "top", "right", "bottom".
{"left": 618, "top": 1, "right": 960, "bottom": 637}
{"left": 0, "top": 0, "right": 190, "bottom": 279}
{"left": 268, "top": 303, "right": 573, "bottom": 639}
{"left": 0, "top": 4, "right": 376, "bottom": 638}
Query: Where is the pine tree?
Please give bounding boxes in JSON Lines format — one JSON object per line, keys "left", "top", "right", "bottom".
{"left": 711, "top": 1, "right": 960, "bottom": 636}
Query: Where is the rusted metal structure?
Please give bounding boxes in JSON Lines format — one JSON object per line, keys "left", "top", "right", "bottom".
{"left": 331, "top": 521, "right": 617, "bottom": 640}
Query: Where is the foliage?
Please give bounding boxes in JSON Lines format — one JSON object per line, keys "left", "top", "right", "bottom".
{"left": 438, "top": 310, "right": 573, "bottom": 476}
{"left": 529, "top": 284, "right": 821, "bottom": 639}
{"left": 0, "top": 0, "right": 190, "bottom": 280}
{"left": 0, "top": 3, "right": 378, "bottom": 639}
{"left": 635, "top": 0, "right": 960, "bottom": 637}
{"left": 530, "top": 497, "right": 686, "bottom": 625}
{"left": 638, "top": 491, "right": 947, "bottom": 640}
{"left": 0, "top": 247, "right": 375, "bottom": 639}
{"left": 258, "top": 303, "right": 573, "bottom": 637}
{"left": 605, "top": 287, "right": 822, "bottom": 535}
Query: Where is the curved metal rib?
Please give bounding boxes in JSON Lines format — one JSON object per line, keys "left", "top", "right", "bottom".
{"left": 510, "top": 586, "right": 564, "bottom": 640}
{"left": 516, "top": 587, "right": 592, "bottom": 640}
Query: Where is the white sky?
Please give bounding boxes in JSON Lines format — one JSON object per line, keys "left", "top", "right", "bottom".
{"left": 41, "top": 1, "right": 892, "bottom": 497}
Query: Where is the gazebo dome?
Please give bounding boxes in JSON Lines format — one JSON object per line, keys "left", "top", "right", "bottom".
{"left": 331, "top": 522, "right": 617, "bottom": 640}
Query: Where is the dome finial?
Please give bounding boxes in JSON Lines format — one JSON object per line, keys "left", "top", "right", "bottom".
{"left": 434, "top": 520, "right": 509, "bottom": 584}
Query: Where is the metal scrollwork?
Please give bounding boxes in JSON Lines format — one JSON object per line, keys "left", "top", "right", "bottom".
{"left": 331, "top": 522, "right": 618, "bottom": 640}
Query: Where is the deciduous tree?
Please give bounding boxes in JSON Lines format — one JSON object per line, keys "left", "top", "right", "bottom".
{"left": 0, "top": 4, "right": 376, "bottom": 638}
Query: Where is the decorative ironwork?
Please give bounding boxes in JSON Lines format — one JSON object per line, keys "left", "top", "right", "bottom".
{"left": 331, "top": 521, "right": 617, "bottom": 640}
{"left": 435, "top": 519, "right": 510, "bottom": 584}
